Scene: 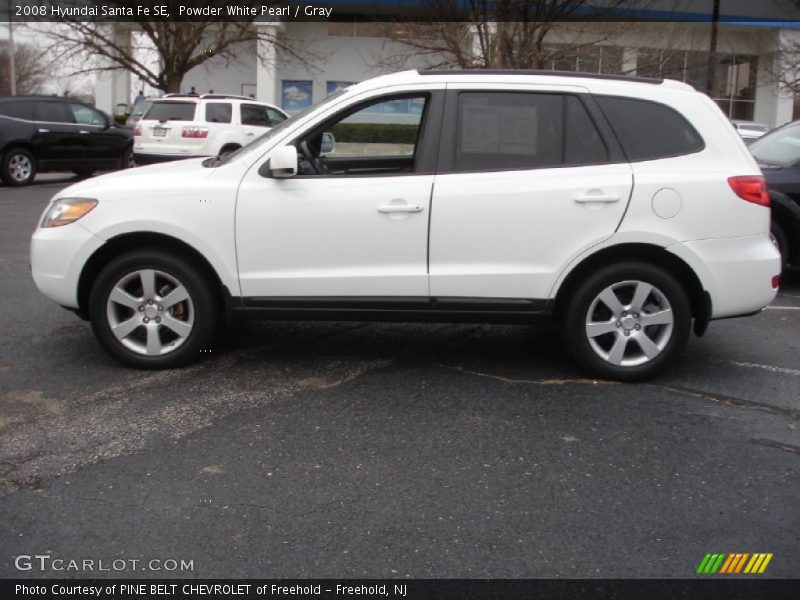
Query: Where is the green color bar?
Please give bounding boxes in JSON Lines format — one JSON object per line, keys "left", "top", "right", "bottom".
{"left": 710, "top": 553, "right": 726, "bottom": 573}
{"left": 697, "top": 554, "right": 713, "bottom": 574}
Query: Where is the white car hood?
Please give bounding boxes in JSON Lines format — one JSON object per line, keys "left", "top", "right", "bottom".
{"left": 54, "top": 158, "right": 215, "bottom": 199}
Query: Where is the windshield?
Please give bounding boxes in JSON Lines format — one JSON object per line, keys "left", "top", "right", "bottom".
{"left": 749, "top": 122, "right": 800, "bottom": 167}
{"left": 213, "top": 90, "right": 347, "bottom": 165}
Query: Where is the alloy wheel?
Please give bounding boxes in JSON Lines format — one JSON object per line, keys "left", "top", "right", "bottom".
{"left": 105, "top": 269, "right": 194, "bottom": 356}
{"left": 584, "top": 280, "right": 674, "bottom": 367}
{"left": 8, "top": 153, "right": 33, "bottom": 183}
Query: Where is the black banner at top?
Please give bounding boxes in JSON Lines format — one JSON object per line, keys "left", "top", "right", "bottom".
{"left": 2, "top": 0, "right": 800, "bottom": 23}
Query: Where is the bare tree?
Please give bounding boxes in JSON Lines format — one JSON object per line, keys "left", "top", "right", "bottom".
{"left": 0, "top": 40, "right": 53, "bottom": 95}
{"left": 38, "top": 1, "right": 316, "bottom": 93}
{"left": 375, "top": 0, "right": 648, "bottom": 71}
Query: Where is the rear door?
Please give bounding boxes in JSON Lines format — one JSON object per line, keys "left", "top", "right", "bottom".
{"left": 429, "top": 85, "right": 633, "bottom": 301}
{"left": 32, "top": 100, "right": 85, "bottom": 166}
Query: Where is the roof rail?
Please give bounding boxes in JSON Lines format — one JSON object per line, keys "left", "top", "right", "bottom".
{"left": 418, "top": 69, "right": 663, "bottom": 85}
{"left": 160, "top": 93, "right": 253, "bottom": 100}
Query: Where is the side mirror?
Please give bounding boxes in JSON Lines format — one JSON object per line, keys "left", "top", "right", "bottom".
{"left": 262, "top": 145, "right": 298, "bottom": 178}
{"left": 321, "top": 132, "right": 335, "bottom": 155}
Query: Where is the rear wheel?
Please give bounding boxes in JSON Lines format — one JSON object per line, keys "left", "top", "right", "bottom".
{"left": 1, "top": 147, "right": 36, "bottom": 186}
{"left": 88, "top": 250, "right": 218, "bottom": 369}
{"left": 562, "top": 262, "right": 691, "bottom": 381}
{"left": 120, "top": 146, "right": 135, "bottom": 169}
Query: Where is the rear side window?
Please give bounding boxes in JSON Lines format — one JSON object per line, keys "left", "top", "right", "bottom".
{"left": 596, "top": 96, "right": 704, "bottom": 161}
{"left": 35, "top": 101, "right": 71, "bottom": 123}
{"left": 0, "top": 101, "right": 34, "bottom": 120}
{"left": 452, "top": 92, "right": 608, "bottom": 172}
{"left": 205, "top": 103, "right": 232, "bottom": 124}
{"left": 145, "top": 102, "right": 196, "bottom": 122}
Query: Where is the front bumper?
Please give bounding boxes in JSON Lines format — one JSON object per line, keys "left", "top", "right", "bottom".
{"left": 30, "top": 222, "right": 104, "bottom": 309}
{"left": 668, "top": 234, "right": 781, "bottom": 319}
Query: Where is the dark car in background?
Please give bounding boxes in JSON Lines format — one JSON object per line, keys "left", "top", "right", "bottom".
{"left": 0, "top": 96, "right": 134, "bottom": 186}
{"left": 749, "top": 120, "right": 800, "bottom": 268}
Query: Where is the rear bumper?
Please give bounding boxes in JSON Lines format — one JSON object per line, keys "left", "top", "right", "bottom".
{"left": 668, "top": 234, "right": 781, "bottom": 319}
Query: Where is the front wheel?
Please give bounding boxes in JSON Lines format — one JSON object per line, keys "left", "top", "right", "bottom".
{"left": 88, "top": 250, "right": 218, "bottom": 369}
{"left": 562, "top": 262, "right": 691, "bottom": 381}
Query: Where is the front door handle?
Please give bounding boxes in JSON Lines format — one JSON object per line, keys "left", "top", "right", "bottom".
{"left": 378, "top": 204, "right": 424, "bottom": 214}
{"left": 79, "top": 130, "right": 90, "bottom": 134}
{"left": 38, "top": 128, "right": 50, "bottom": 133}
{"left": 573, "top": 193, "right": 620, "bottom": 204}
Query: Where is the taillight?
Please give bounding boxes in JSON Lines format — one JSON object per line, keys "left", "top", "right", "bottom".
{"left": 772, "top": 275, "right": 780, "bottom": 289}
{"left": 181, "top": 126, "right": 208, "bottom": 139}
{"left": 133, "top": 126, "right": 141, "bottom": 136}
{"left": 728, "top": 176, "right": 770, "bottom": 206}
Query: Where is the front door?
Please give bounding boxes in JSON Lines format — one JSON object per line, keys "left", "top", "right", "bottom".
{"left": 235, "top": 90, "right": 442, "bottom": 299}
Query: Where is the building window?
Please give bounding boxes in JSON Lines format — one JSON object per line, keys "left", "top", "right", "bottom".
{"left": 541, "top": 45, "right": 624, "bottom": 75}
{"left": 281, "top": 80, "right": 313, "bottom": 112}
{"left": 327, "top": 81, "right": 356, "bottom": 96}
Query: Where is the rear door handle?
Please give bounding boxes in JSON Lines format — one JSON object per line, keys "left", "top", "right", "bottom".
{"left": 573, "top": 193, "right": 620, "bottom": 204}
{"left": 38, "top": 128, "right": 50, "bottom": 133}
{"left": 79, "top": 130, "right": 90, "bottom": 134}
{"left": 378, "top": 204, "right": 424, "bottom": 214}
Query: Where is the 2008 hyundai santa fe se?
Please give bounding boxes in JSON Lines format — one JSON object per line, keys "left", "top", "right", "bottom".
{"left": 30, "top": 70, "right": 781, "bottom": 381}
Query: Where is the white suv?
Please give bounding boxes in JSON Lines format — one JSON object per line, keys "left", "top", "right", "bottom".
{"left": 133, "top": 94, "right": 287, "bottom": 164}
{"left": 31, "top": 70, "right": 781, "bottom": 380}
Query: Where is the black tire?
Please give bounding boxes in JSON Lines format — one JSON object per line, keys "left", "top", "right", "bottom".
{"left": 562, "top": 262, "right": 692, "bottom": 382}
{"left": 1, "top": 147, "right": 36, "bottom": 186}
{"left": 88, "top": 249, "right": 218, "bottom": 369}
{"left": 119, "top": 145, "right": 135, "bottom": 169}
{"left": 771, "top": 221, "right": 789, "bottom": 270}
{"left": 73, "top": 170, "right": 95, "bottom": 178}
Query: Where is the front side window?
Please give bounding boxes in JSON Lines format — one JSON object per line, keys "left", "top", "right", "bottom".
{"left": 205, "top": 103, "right": 232, "bottom": 124}
{"left": 452, "top": 92, "right": 608, "bottom": 172}
{"left": 294, "top": 94, "right": 429, "bottom": 176}
{"left": 70, "top": 104, "right": 106, "bottom": 126}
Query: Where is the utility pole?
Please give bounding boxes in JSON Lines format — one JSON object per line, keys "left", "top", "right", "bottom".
{"left": 7, "top": 0, "right": 16, "bottom": 95}
{"left": 705, "top": 0, "right": 720, "bottom": 95}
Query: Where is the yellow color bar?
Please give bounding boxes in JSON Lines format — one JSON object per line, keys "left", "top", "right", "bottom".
{"left": 744, "top": 554, "right": 761, "bottom": 574}
{"left": 758, "top": 553, "right": 773, "bottom": 574}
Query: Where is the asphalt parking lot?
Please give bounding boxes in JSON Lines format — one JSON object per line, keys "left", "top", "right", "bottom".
{"left": 0, "top": 174, "right": 798, "bottom": 579}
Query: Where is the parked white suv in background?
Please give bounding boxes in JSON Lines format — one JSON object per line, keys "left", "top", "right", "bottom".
{"left": 31, "top": 70, "right": 781, "bottom": 380}
{"left": 133, "top": 94, "right": 288, "bottom": 164}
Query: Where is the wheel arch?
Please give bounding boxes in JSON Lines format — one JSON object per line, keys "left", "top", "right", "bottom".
{"left": 770, "top": 192, "right": 799, "bottom": 265}
{"left": 553, "top": 243, "right": 711, "bottom": 336}
{"left": 76, "top": 232, "right": 233, "bottom": 320}
{"left": 219, "top": 142, "right": 242, "bottom": 155}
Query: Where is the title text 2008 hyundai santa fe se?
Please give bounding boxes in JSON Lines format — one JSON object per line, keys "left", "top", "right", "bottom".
{"left": 30, "top": 70, "right": 781, "bottom": 381}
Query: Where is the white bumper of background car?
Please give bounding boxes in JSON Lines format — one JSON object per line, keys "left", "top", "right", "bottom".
{"left": 30, "top": 222, "right": 104, "bottom": 309}
{"left": 667, "top": 234, "right": 781, "bottom": 319}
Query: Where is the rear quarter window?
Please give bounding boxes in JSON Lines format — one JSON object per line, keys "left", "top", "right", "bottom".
{"left": 144, "top": 102, "right": 196, "bottom": 122}
{"left": 0, "top": 101, "right": 34, "bottom": 120}
{"left": 205, "top": 103, "right": 232, "bottom": 124}
{"left": 596, "top": 96, "right": 704, "bottom": 161}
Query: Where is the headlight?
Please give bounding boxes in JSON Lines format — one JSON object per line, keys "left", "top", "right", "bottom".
{"left": 41, "top": 198, "right": 98, "bottom": 228}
